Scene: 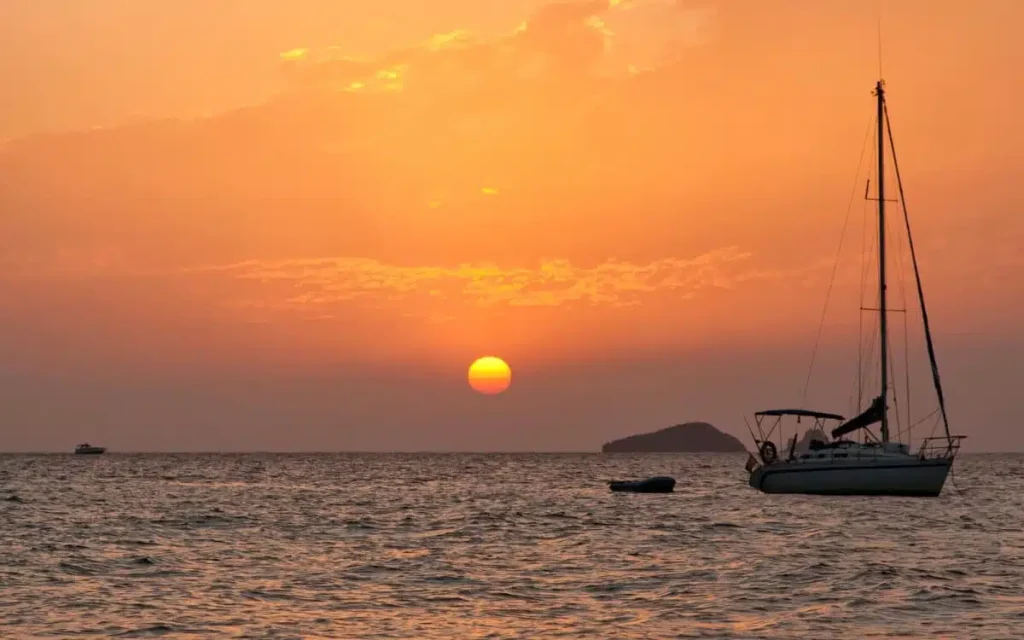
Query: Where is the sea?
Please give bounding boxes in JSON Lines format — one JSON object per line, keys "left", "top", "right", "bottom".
{"left": 1, "top": 453, "right": 1021, "bottom": 639}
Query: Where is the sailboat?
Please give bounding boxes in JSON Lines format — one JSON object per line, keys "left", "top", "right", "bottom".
{"left": 745, "top": 79, "right": 965, "bottom": 496}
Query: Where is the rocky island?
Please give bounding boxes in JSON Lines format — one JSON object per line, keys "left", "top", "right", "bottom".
{"left": 601, "top": 422, "right": 747, "bottom": 453}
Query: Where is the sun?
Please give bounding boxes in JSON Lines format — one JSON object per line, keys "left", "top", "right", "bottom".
{"left": 468, "top": 356, "right": 512, "bottom": 395}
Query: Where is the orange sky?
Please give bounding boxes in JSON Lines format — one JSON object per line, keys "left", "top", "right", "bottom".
{"left": 1, "top": 0, "right": 1022, "bottom": 452}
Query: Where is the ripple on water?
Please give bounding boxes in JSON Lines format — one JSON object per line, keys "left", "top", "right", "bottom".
{"left": 0, "top": 452, "right": 1021, "bottom": 638}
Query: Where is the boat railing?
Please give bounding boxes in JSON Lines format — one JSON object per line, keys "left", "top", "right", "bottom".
{"left": 918, "top": 436, "right": 966, "bottom": 460}
{"left": 788, "top": 448, "right": 898, "bottom": 464}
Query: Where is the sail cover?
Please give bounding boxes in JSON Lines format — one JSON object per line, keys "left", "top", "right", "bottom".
{"left": 830, "top": 395, "right": 886, "bottom": 438}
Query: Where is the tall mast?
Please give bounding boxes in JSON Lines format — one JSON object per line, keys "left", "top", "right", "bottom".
{"left": 875, "top": 79, "right": 890, "bottom": 444}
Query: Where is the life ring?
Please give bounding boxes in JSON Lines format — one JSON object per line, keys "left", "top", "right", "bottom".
{"left": 759, "top": 440, "right": 778, "bottom": 464}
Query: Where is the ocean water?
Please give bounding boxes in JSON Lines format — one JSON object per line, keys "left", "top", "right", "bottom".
{"left": 0, "top": 453, "right": 1021, "bottom": 639}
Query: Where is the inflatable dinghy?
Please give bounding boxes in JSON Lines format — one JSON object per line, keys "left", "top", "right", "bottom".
{"left": 608, "top": 476, "right": 675, "bottom": 493}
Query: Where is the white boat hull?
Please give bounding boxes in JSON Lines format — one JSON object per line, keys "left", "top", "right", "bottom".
{"left": 749, "top": 457, "right": 952, "bottom": 496}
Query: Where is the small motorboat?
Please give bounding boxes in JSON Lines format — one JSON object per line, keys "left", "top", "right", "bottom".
{"left": 609, "top": 476, "right": 675, "bottom": 493}
{"left": 74, "top": 443, "right": 106, "bottom": 455}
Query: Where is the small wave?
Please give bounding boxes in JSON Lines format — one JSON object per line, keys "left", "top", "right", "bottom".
{"left": 114, "top": 623, "right": 180, "bottom": 637}
{"left": 1, "top": 452, "right": 1021, "bottom": 638}
{"left": 242, "top": 589, "right": 296, "bottom": 602}
{"left": 58, "top": 561, "right": 97, "bottom": 576}
{"left": 543, "top": 511, "right": 580, "bottom": 520}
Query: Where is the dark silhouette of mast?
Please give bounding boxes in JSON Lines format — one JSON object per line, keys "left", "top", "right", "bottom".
{"left": 875, "top": 80, "right": 890, "bottom": 444}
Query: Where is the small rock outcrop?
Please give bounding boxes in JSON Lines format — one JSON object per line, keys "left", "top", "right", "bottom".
{"left": 601, "top": 422, "right": 746, "bottom": 453}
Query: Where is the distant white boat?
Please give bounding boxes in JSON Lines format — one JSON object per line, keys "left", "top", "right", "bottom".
{"left": 745, "top": 79, "right": 965, "bottom": 497}
{"left": 74, "top": 443, "right": 106, "bottom": 455}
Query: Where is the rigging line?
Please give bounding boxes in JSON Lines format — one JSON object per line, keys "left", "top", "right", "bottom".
{"left": 901, "top": 248, "right": 912, "bottom": 437}
{"left": 883, "top": 212, "right": 908, "bottom": 437}
{"left": 856, "top": 165, "right": 871, "bottom": 411}
{"left": 904, "top": 306, "right": 911, "bottom": 440}
{"left": 902, "top": 406, "right": 938, "bottom": 431}
{"left": 884, "top": 248, "right": 901, "bottom": 439}
{"left": 888, "top": 324, "right": 901, "bottom": 437}
{"left": 884, "top": 179, "right": 914, "bottom": 436}
{"left": 923, "top": 409, "right": 941, "bottom": 441}
{"left": 855, "top": 131, "right": 879, "bottom": 412}
{"left": 853, "top": 298, "right": 879, "bottom": 414}
{"left": 801, "top": 113, "right": 875, "bottom": 405}
{"left": 742, "top": 415, "right": 759, "bottom": 448}
{"left": 854, "top": 317, "right": 879, "bottom": 425}
{"left": 855, "top": 199, "right": 879, "bottom": 414}
{"left": 884, "top": 103, "right": 953, "bottom": 441}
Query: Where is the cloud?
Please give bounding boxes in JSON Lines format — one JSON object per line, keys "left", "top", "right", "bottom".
{"left": 278, "top": 0, "right": 716, "bottom": 93}
{"left": 279, "top": 48, "right": 309, "bottom": 62}
{"left": 188, "top": 245, "right": 815, "bottom": 315}
{"left": 5, "top": 0, "right": 977, "bottom": 345}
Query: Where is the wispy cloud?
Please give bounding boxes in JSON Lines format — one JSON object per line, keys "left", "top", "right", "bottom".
{"left": 278, "top": 0, "right": 716, "bottom": 93}
{"left": 192, "top": 246, "right": 815, "bottom": 314}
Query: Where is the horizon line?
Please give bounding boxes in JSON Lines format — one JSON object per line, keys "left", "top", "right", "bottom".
{"left": 0, "top": 449, "right": 1018, "bottom": 455}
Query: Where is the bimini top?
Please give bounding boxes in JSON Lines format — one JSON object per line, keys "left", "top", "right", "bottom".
{"left": 754, "top": 409, "right": 845, "bottom": 421}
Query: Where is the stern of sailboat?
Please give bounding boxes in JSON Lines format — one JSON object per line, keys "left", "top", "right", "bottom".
{"left": 917, "top": 435, "right": 966, "bottom": 461}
